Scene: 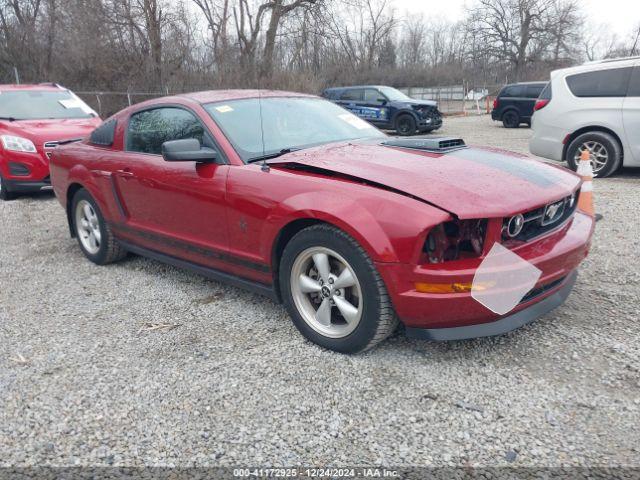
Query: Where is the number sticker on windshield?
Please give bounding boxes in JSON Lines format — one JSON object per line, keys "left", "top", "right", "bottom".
{"left": 215, "top": 105, "right": 234, "bottom": 113}
{"left": 59, "top": 99, "right": 85, "bottom": 109}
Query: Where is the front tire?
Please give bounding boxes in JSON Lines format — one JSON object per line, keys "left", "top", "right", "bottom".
{"left": 395, "top": 114, "right": 417, "bottom": 136}
{"left": 280, "top": 224, "right": 398, "bottom": 353}
{"left": 0, "top": 175, "right": 17, "bottom": 201}
{"left": 566, "top": 131, "right": 622, "bottom": 178}
{"left": 71, "top": 189, "right": 127, "bottom": 265}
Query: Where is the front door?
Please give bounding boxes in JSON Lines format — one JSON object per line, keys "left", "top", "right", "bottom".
{"left": 113, "top": 106, "right": 230, "bottom": 270}
{"left": 360, "top": 88, "right": 391, "bottom": 126}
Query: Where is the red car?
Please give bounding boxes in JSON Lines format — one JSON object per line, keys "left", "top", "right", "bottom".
{"left": 49, "top": 90, "right": 594, "bottom": 353}
{"left": 0, "top": 84, "right": 101, "bottom": 200}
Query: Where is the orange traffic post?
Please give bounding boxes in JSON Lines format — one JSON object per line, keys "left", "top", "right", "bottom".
{"left": 577, "top": 149, "right": 595, "bottom": 217}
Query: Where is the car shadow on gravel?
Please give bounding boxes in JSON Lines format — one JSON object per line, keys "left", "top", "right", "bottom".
{"left": 613, "top": 167, "right": 640, "bottom": 179}
{"left": 10, "top": 191, "right": 55, "bottom": 202}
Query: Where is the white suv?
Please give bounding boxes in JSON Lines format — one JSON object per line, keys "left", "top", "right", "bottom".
{"left": 530, "top": 57, "right": 640, "bottom": 177}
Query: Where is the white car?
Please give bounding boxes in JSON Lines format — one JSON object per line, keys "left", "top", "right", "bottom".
{"left": 530, "top": 57, "right": 640, "bottom": 177}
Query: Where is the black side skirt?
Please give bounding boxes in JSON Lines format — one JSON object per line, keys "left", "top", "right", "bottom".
{"left": 117, "top": 239, "right": 279, "bottom": 302}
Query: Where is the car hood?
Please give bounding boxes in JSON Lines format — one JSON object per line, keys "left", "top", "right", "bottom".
{"left": 0, "top": 118, "right": 101, "bottom": 143}
{"left": 269, "top": 141, "right": 581, "bottom": 219}
{"left": 407, "top": 99, "right": 438, "bottom": 108}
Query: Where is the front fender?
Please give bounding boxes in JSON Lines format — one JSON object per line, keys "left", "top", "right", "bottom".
{"left": 261, "top": 190, "right": 451, "bottom": 265}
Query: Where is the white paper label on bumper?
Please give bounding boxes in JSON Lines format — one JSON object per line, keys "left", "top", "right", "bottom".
{"left": 471, "top": 243, "right": 542, "bottom": 315}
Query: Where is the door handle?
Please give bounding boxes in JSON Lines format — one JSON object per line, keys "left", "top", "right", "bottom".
{"left": 115, "top": 168, "right": 134, "bottom": 178}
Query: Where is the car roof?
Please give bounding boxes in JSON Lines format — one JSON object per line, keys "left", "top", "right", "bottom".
{"left": 178, "top": 89, "right": 315, "bottom": 104}
{"left": 118, "top": 89, "right": 319, "bottom": 115}
{"left": 503, "top": 81, "right": 547, "bottom": 87}
{"left": 0, "top": 83, "right": 67, "bottom": 92}
{"left": 552, "top": 56, "right": 640, "bottom": 77}
{"left": 324, "top": 85, "right": 389, "bottom": 91}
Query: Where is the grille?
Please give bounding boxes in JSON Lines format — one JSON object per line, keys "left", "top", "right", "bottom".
{"left": 520, "top": 276, "right": 566, "bottom": 304}
{"left": 502, "top": 191, "right": 579, "bottom": 243}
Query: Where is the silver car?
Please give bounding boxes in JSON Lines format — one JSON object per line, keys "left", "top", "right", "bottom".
{"left": 530, "top": 57, "right": 640, "bottom": 177}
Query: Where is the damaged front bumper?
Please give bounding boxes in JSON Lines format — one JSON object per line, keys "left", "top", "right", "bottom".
{"left": 405, "top": 270, "right": 577, "bottom": 341}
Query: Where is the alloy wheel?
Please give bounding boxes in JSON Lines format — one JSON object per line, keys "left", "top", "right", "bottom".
{"left": 574, "top": 141, "right": 609, "bottom": 175}
{"left": 290, "top": 246, "right": 363, "bottom": 339}
{"left": 75, "top": 199, "right": 102, "bottom": 255}
{"left": 397, "top": 118, "right": 412, "bottom": 135}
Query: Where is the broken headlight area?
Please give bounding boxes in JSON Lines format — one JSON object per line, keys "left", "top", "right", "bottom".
{"left": 422, "top": 219, "right": 488, "bottom": 263}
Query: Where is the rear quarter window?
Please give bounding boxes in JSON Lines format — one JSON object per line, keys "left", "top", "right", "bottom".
{"left": 628, "top": 67, "right": 640, "bottom": 97}
{"left": 500, "top": 85, "right": 525, "bottom": 98}
{"left": 525, "top": 84, "right": 546, "bottom": 98}
{"left": 539, "top": 83, "right": 552, "bottom": 100}
{"left": 89, "top": 119, "right": 117, "bottom": 146}
{"left": 566, "top": 67, "right": 633, "bottom": 97}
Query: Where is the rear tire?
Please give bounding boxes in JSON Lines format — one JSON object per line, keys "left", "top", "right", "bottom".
{"left": 280, "top": 224, "right": 398, "bottom": 353}
{"left": 502, "top": 110, "right": 520, "bottom": 128}
{"left": 0, "top": 175, "right": 18, "bottom": 201}
{"left": 71, "top": 189, "right": 127, "bottom": 265}
{"left": 395, "top": 114, "right": 417, "bottom": 136}
{"left": 566, "top": 131, "right": 621, "bottom": 178}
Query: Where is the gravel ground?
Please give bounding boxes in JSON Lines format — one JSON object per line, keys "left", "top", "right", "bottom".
{"left": 1, "top": 115, "right": 639, "bottom": 470}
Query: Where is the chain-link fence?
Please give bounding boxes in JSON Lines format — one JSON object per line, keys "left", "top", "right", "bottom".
{"left": 74, "top": 91, "right": 168, "bottom": 118}
{"left": 399, "top": 84, "right": 502, "bottom": 115}
{"left": 73, "top": 84, "right": 505, "bottom": 119}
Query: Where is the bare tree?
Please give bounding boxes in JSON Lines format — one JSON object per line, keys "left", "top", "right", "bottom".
{"left": 466, "top": 0, "right": 556, "bottom": 80}
{"left": 547, "top": 0, "right": 581, "bottom": 63}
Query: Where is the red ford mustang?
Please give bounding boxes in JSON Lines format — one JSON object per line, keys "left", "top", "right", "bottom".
{"left": 49, "top": 90, "right": 594, "bottom": 353}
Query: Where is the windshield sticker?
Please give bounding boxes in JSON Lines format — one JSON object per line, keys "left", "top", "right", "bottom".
{"left": 58, "top": 98, "right": 95, "bottom": 115}
{"left": 59, "top": 99, "right": 84, "bottom": 109}
{"left": 215, "top": 105, "right": 234, "bottom": 113}
{"left": 338, "top": 113, "right": 371, "bottom": 130}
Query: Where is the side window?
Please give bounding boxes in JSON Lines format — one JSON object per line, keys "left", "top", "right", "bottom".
{"left": 628, "top": 67, "right": 640, "bottom": 97}
{"left": 566, "top": 67, "right": 633, "bottom": 97}
{"left": 501, "top": 85, "right": 524, "bottom": 98}
{"left": 126, "top": 107, "right": 207, "bottom": 155}
{"left": 340, "top": 89, "right": 363, "bottom": 101}
{"left": 526, "top": 85, "right": 545, "bottom": 98}
{"left": 539, "top": 83, "right": 552, "bottom": 100}
{"left": 363, "top": 89, "right": 385, "bottom": 105}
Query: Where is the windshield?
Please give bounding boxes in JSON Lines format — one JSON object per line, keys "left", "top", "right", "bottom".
{"left": 204, "top": 97, "right": 385, "bottom": 162}
{"left": 0, "top": 90, "right": 95, "bottom": 120}
{"left": 378, "top": 87, "right": 412, "bottom": 102}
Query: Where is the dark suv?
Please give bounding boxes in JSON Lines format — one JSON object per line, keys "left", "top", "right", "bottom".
{"left": 322, "top": 85, "right": 443, "bottom": 135}
{"left": 491, "top": 82, "right": 547, "bottom": 128}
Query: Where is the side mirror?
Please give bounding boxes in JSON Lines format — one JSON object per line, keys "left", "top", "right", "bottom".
{"left": 378, "top": 98, "right": 388, "bottom": 105}
{"left": 161, "top": 139, "right": 218, "bottom": 163}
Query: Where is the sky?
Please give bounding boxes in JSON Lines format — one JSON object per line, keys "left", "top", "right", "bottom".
{"left": 393, "top": 0, "right": 640, "bottom": 36}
